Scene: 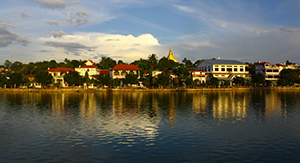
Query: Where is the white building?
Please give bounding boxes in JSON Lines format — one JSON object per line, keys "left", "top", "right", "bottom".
{"left": 48, "top": 67, "right": 75, "bottom": 87}
{"left": 75, "top": 60, "right": 100, "bottom": 79}
{"left": 195, "top": 59, "right": 250, "bottom": 82}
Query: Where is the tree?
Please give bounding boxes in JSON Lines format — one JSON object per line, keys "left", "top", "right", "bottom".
{"left": 4, "top": 60, "right": 12, "bottom": 69}
{"left": 123, "top": 74, "right": 138, "bottom": 85}
{"left": 208, "top": 74, "right": 219, "bottom": 87}
{"left": 182, "top": 58, "right": 193, "bottom": 68}
{"left": 7, "top": 73, "right": 23, "bottom": 87}
{"left": 64, "top": 71, "right": 83, "bottom": 86}
{"left": 233, "top": 77, "right": 245, "bottom": 86}
{"left": 0, "top": 75, "right": 7, "bottom": 87}
{"left": 279, "top": 69, "right": 299, "bottom": 85}
{"left": 156, "top": 73, "right": 170, "bottom": 87}
{"left": 35, "top": 70, "right": 53, "bottom": 86}
{"left": 252, "top": 73, "right": 265, "bottom": 86}
{"left": 148, "top": 54, "right": 158, "bottom": 71}
{"left": 99, "top": 57, "right": 116, "bottom": 69}
{"left": 97, "top": 74, "right": 112, "bottom": 86}
{"left": 157, "top": 57, "right": 177, "bottom": 70}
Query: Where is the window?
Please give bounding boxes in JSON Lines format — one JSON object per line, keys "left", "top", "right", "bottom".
{"left": 240, "top": 68, "right": 244, "bottom": 72}
{"left": 227, "top": 68, "right": 232, "bottom": 72}
{"left": 266, "top": 69, "right": 272, "bottom": 72}
{"left": 129, "top": 70, "right": 134, "bottom": 74}
{"left": 114, "top": 70, "right": 119, "bottom": 75}
{"left": 122, "top": 70, "right": 127, "bottom": 76}
{"left": 234, "top": 68, "right": 238, "bottom": 72}
{"left": 274, "top": 75, "right": 280, "bottom": 78}
{"left": 267, "top": 75, "right": 273, "bottom": 78}
{"left": 215, "top": 68, "right": 219, "bottom": 71}
{"left": 273, "top": 69, "right": 279, "bottom": 72}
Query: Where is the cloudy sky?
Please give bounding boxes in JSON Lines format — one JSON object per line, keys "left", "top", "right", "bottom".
{"left": 1, "top": 0, "right": 300, "bottom": 65}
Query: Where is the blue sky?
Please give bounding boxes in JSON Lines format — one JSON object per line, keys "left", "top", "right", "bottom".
{"left": 1, "top": 0, "right": 300, "bottom": 65}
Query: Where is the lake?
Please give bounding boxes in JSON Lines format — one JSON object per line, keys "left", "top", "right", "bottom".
{"left": 0, "top": 90, "right": 300, "bottom": 162}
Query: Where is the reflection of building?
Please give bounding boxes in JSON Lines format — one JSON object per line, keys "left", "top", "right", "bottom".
{"left": 79, "top": 93, "right": 97, "bottom": 120}
{"left": 211, "top": 92, "right": 249, "bottom": 120}
{"left": 192, "top": 93, "right": 208, "bottom": 115}
{"left": 264, "top": 92, "right": 282, "bottom": 117}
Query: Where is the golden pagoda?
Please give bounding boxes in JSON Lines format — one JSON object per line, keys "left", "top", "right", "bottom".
{"left": 167, "top": 44, "right": 178, "bottom": 63}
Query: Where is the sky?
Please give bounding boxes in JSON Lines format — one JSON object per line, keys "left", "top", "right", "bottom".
{"left": 1, "top": 0, "right": 300, "bottom": 65}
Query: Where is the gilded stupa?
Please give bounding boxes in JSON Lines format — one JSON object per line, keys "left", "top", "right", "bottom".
{"left": 167, "top": 44, "right": 179, "bottom": 63}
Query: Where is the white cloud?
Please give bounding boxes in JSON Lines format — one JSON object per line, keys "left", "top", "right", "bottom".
{"left": 38, "top": 32, "right": 162, "bottom": 62}
{"left": 16, "top": 10, "right": 32, "bottom": 18}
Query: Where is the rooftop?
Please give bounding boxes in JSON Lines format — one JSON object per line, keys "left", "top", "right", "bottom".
{"left": 204, "top": 59, "right": 245, "bottom": 65}
{"left": 111, "top": 64, "right": 142, "bottom": 70}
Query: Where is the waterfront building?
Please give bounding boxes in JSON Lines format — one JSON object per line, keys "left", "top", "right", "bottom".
{"left": 75, "top": 60, "right": 100, "bottom": 79}
{"left": 195, "top": 58, "right": 250, "bottom": 84}
{"left": 48, "top": 67, "right": 75, "bottom": 87}
{"left": 110, "top": 64, "right": 142, "bottom": 80}
{"left": 190, "top": 70, "right": 208, "bottom": 84}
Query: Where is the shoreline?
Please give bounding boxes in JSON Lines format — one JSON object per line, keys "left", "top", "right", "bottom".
{"left": 0, "top": 87, "right": 299, "bottom": 93}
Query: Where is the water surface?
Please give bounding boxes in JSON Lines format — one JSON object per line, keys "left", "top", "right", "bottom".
{"left": 0, "top": 90, "right": 300, "bottom": 162}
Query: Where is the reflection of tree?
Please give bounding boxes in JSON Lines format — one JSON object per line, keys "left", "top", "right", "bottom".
{"left": 79, "top": 93, "right": 97, "bottom": 121}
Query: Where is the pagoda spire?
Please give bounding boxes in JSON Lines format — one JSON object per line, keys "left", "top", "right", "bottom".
{"left": 167, "top": 44, "right": 178, "bottom": 63}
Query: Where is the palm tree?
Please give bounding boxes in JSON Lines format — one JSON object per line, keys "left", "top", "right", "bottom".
{"left": 148, "top": 54, "right": 158, "bottom": 71}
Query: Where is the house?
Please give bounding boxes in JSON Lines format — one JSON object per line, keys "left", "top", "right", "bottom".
{"left": 48, "top": 67, "right": 75, "bottom": 87}
{"left": 195, "top": 59, "right": 250, "bottom": 84}
{"left": 110, "top": 64, "right": 142, "bottom": 80}
{"left": 75, "top": 60, "right": 100, "bottom": 79}
{"left": 23, "top": 75, "right": 35, "bottom": 82}
{"left": 190, "top": 70, "right": 208, "bottom": 84}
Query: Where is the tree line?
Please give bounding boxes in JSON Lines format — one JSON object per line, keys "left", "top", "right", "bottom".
{"left": 1, "top": 56, "right": 299, "bottom": 88}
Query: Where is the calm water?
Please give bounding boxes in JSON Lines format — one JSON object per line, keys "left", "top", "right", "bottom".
{"left": 0, "top": 90, "right": 300, "bottom": 163}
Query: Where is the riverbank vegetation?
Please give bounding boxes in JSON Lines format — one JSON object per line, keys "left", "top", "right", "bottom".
{"left": 0, "top": 56, "right": 300, "bottom": 89}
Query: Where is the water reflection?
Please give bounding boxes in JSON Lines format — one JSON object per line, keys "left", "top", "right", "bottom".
{"left": 1, "top": 90, "right": 300, "bottom": 162}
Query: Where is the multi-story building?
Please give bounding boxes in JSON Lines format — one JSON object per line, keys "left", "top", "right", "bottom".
{"left": 75, "top": 60, "right": 100, "bottom": 79}
{"left": 254, "top": 62, "right": 283, "bottom": 82}
{"left": 195, "top": 59, "right": 250, "bottom": 83}
{"left": 48, "top": 67, "right": 75, "bottom": 87}
{"left": 110, "top": 64, "right": 142, "bottom": 80}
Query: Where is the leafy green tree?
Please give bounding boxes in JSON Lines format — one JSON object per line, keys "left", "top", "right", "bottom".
{"left": 0, "top": 75, "right": 7, "bottom": 87}
{"left": 233, "top": 77, "right": 245, "bottom": 86}
{"left": 35, "top": 70, "right": 53, "bottom": 86}
{"left": 148, "top": 54, "right": 158, "bottom": 71}
{"left": 4, "top": 60, "right": 12, "bottom": 69}
{"left": 157, "top": 57, "right": 177, "bottom": 70}
{"left": 252, "top": 73, "right": 265, "bottom": 86}
{"left": 182, "top": 58, "right": 193, "bottom": 68}
{"left": 208, "top": 74, "right": 219, "bottom": 87}
{"left": 113, "top": 79, "right": 120, "bottom": 87}
{"left": 156, "top": 73, "right": 170, "bottom": 87}
{"left": 7, "top": 73, "right": 23, "bottom": 87}
{"left": 279, "top": 69, "right": 299, "bottom": 85}
{"left": 124, "top": 74, "right": 138, "bottom": 85}
{"left": 99, "top": 57, "right": 116, "bottom": 69}
{"left": 185, "top": 76, "right": 194, "bottom": 87}
{"left": 175, "top": 65, "right": 189, "bottom": 79}
{"left": 64, "top": 71, "right": 83, "bottom": 86}
{"left": 97, "top": 74, "right": 112, "bottom": 86}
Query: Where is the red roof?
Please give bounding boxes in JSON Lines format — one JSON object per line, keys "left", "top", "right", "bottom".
{"left": 48, "top": 67, "right": 75, "bottom": 72}
{"left": 275, "top": 63, "right": 283, "bottom": 66}
{"left": 86, "top": 59, "right": 96, "bottom": 65}
{"left": 100, "top": 70, "right": 110, "bottom": 74}
{"left": 255, "top": 62, "right": 270, "bottom": 65}
{"left": 80, "top": 65, "right": 98, "bottom": 68}
{"left": 111, "top": 64, "right": 142, "bottom": 70}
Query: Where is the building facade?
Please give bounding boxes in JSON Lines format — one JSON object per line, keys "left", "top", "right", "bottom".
{"left": 195, "top": 59, "right": 250, "bottom": 83}
{"left": 48, "top": 67, "right": 75, "bottom": 87}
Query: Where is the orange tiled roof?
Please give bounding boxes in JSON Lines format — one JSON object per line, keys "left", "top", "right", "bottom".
{"left": 48, "top": 67, "right": 75, "bottom": 72}
{"left": 80, "top": 65, "right": 98, "bottom": 68}
{"left": 23, "top": 75, "right": 34, "bottom": 78}
{"left": 100, "top": 70, "right": 110, "bottom": 74}
{"left": 111, "top": 64, "right": 142, "bottom": 70}
{"left": 255, "top": 62, "right": 270, "bottom": 65}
